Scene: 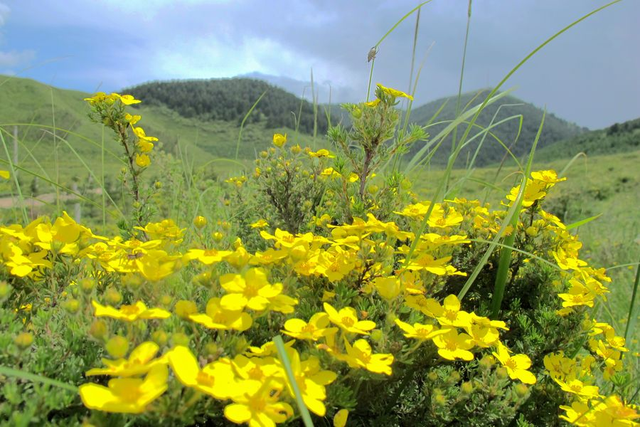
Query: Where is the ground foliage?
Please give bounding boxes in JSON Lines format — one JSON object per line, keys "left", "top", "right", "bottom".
{"left": 0, "top": 86, "right": 638, "bottom": 427}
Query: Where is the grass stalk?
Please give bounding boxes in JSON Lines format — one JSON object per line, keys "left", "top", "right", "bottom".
{"left": 624, "top": 255, "right": 640, "bottom": 342}
{"left": 273, "top": 335, "right": 314, "bottom": 427}
{"left": 0, "top": 365, "right": 78, "bottom": 393}
{"left": 490, "top": 111, "right": 545, "bottom": 318}
{"left": 0, "top": 131, "right": 28, "bottom": 222}
{"left": 235, "top": 90, "right": 267, "bottom": 161}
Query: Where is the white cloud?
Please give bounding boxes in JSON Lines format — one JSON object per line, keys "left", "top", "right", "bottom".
{"left": 0, "top": 2, "right": 9, "bottom": 26}
{"left": 0, "top": 50, "right": 35, "bottom": 67}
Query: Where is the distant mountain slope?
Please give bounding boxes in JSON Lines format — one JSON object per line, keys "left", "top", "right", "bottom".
{"left": 0, "top": 76, "right": 323, "bottom": 188}
{"left": 536, "top": 117, "right": 640, "bottom": 161}
{"left": 406, "top": 89, "right": 588, "bottom": 166}
{"left": 124, "top": 78, "right": 328, "bottom": 136}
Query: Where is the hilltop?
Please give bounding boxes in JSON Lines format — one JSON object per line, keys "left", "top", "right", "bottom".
{"left": 123, "top": 78, "right": 328, "bottom": 136}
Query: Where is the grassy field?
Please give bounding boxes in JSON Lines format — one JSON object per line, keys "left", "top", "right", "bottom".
{"left": 410, "top": 150, "right": 640, "bottom": 349}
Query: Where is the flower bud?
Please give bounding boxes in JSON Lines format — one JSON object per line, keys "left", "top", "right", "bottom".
{"left": 151, "top": 330, "right": 168, "bottom": 347}
{"left": 154, "top": 181, "right": 163, "bottom": 189}
{"left": 172, "top": 332, "right": 190, "bottom": 347}
{"left": 460, "top": 381, "right": 474, "bottom": 394}
{"left": 205, "top": 342, "right": 219, "bottom": 356}
{"left": 496, "top": 367, "right": 509, "bottom": 380}
{"left": 175, "top": 300, "right": 198, "bottom": 319}
{"left": 427, "top": 372, "right": 439, "bottom": 382}
{"left": 0, "top": 281, "right": 12, "bottom": 301}
{"left": 193, "top": 216, "right": 207, "bottom": 229}
{"left": 104, "top": 287, "right": 122, "bottom": 305}
{"left": 370, "top": 329, "right": 383, "bottom": 342}
{"left": 479, "top": 355, "right": 495, "bottom": 369}
{"left": 221, "top": 221, "right": 231, "bottom": 231}
{"left": 14, "top": 332, "right": 34, "bottom": 350}
{"left": 80, "top": 278, "right": 95, "bottom": 293}
{"left": 160, "top": 294, "right": 173, "bottom": 307}
{"left": 514, "top": 383, "right": 529, "bottom": 397}
{"left": 62, "top": 298, "right": 81, "bottom": 314}
{"left": 105, "top": 336, "right": 129, "bottom": 359}
{"left": 448, "top": 370, "right": 461, "bottom": 383}
{"left": 290, "top": 144, "right": 302, "bottom": 155}
{"left": 89, "top": 320, "right": 108, "bottom": 341}
{"left": 525, "top": 226, "right": 538, "bottom": 237}
{"left": 368, "top": 184, "right": 379, "bottom": 194}
{"left": 432, "top": 389, "right": 446, "bottom": 406}
{"left": 212, "top": 232, "right": 224, "bottom": 242}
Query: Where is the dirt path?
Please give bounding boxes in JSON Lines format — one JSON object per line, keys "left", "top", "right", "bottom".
{"left": 0, "top": 188, "right": 102, "bottom": 209}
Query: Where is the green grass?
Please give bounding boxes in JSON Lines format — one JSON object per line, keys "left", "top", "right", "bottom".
{"left": 410, "top": 150, "right": 640, "bottom": 349}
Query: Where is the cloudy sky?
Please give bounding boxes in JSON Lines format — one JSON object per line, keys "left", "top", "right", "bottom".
{"left": 1, "top": 0, "right": 638, "bottom": 129}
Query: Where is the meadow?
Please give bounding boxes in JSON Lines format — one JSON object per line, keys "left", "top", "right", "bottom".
{"left": 0, "top": 2, "right": 639, "bottom": 426}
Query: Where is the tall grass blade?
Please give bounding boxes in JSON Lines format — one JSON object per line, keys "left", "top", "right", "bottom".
{"left": 0, "top": 131, "right": 28, "bottom": 222}
{"left": 0, "top": 365, "right": 78, "bottom": 393}
{"left": 565, "top": 213, "right": 602, "bottom": 230}
{"left": 235, "top": 90, "right": 267, "bottom": 161}
{"left": 490, "top": 110, "right": 545, "bottom": 318}
{"left": 366, "top": 0, "right": 435, "bottom": 100}
{"left": 624, "top": 255, "right": 640, "bottom": 342}
{"left": 273, "top": 335, "right": 314, "bottom": 427}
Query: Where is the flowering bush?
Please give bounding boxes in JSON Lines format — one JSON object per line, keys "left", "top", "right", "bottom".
{"left": 0, "top": 85, "right": 637, "bottom": 426}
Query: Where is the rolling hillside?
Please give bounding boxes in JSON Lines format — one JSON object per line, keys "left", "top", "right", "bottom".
{"left": 535, "top": 117, "right": 640, "bottom": 161}
{"left": 405, "top": 89, "right": 588, "bottom": 166}
{"left": 0, "top": 75, "right": 325, "bottom": 189}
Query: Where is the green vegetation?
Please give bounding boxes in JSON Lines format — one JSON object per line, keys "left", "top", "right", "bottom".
{"left": 536, "top": 117, "right": 640, "bottom": 161}
{"left": 124, "top": 78, "right": 328, "bottom": 135}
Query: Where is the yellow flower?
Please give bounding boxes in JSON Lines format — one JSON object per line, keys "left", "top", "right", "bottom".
{"left": 559, "top": 401, "right": 594, "bottom": 426}
{"left": 193, "top": 215, "right": 207, "bottom": 229}
{"left": 79, "top": 365, "right": 168, "bottom": 414}
{"left": 464, "top": 313, "right": 508, "bottom": 348}
{"left": 135, "top": 154, "right": 150, "bottom": 168}
{"left": 119, "top": 94, "right": 142, "bottom": 105}
{"left": 0, "top": 170, "right": 9, "bottom": 180}
{"left": 323, "top": 303, "right": 376, "bottom": 335}
{"left": 125, "top": 113, "right": 141, "bottom": 125}
{"left": 86, "top": 342, "right": 165, "bottom": 377}
{"left": 553, "top": 378, "right": 601, "bottom": 400}
{"left": 272, "top": 133, "right": 287, "bottom": 147}
{"left": 220, "top": 268, "right": 282, "bottom": 311}
{"left": 250, "top": 219, "right": 269, "bottom": 229}
{"left": 224, "top": 380, "right": 293, "bottom": 426}
{"left": 373, "top": 276, "right": 402, "bottom": 301}
{"left": 284, "top": 349, "right": 337, "bottom": 416}
{"left": 189, "top": 297, "right": 253, "bottom": 331}
{"left": 308, "top": 149, "right": 336, "bottom": 158}
{"left": 394, "top": 319, "right": 447, "bottom": 341}
{"left": 92, "top": 300, "right": 171, "bottom": 322}
{"left": 405, "top": 254, "right": 465, "bottom": 276}
{"left": 334, "top": 409, "right": 349, "bottom": 427}
{"left": 492, "top": 343, "right": 536, "bottom": 384}
{"left": 183, "top": 248, "right": 232, "bottom": 265}
{"left": 364, "top": 98, "right": 381, "bottom": 108}
{"left": 283, "top": 313, "right": 337, "bottom": 341}
{"left": 167, "top": 346, "right": 237, "bottom": 400}
{"left": 376, "top": 83, "right": 413, "bottom": 100}
{"left": 432, "top": 329, "right": 475, "bottom": 361}
{"left": 341, "top": 338, "right": 394, "bottom": 375}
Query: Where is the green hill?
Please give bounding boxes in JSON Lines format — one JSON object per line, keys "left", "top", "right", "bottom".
{"left": 0, "top": 76, "right": 325, "bottom": 190}
{"left": 124, "top": 78, "right": 328, "bottom": 136}
{"left": 536, "top": 117, "right": 640, "bottom": 161}
{"left": 406, "top": 89, "right": 588, "bottom": 166}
